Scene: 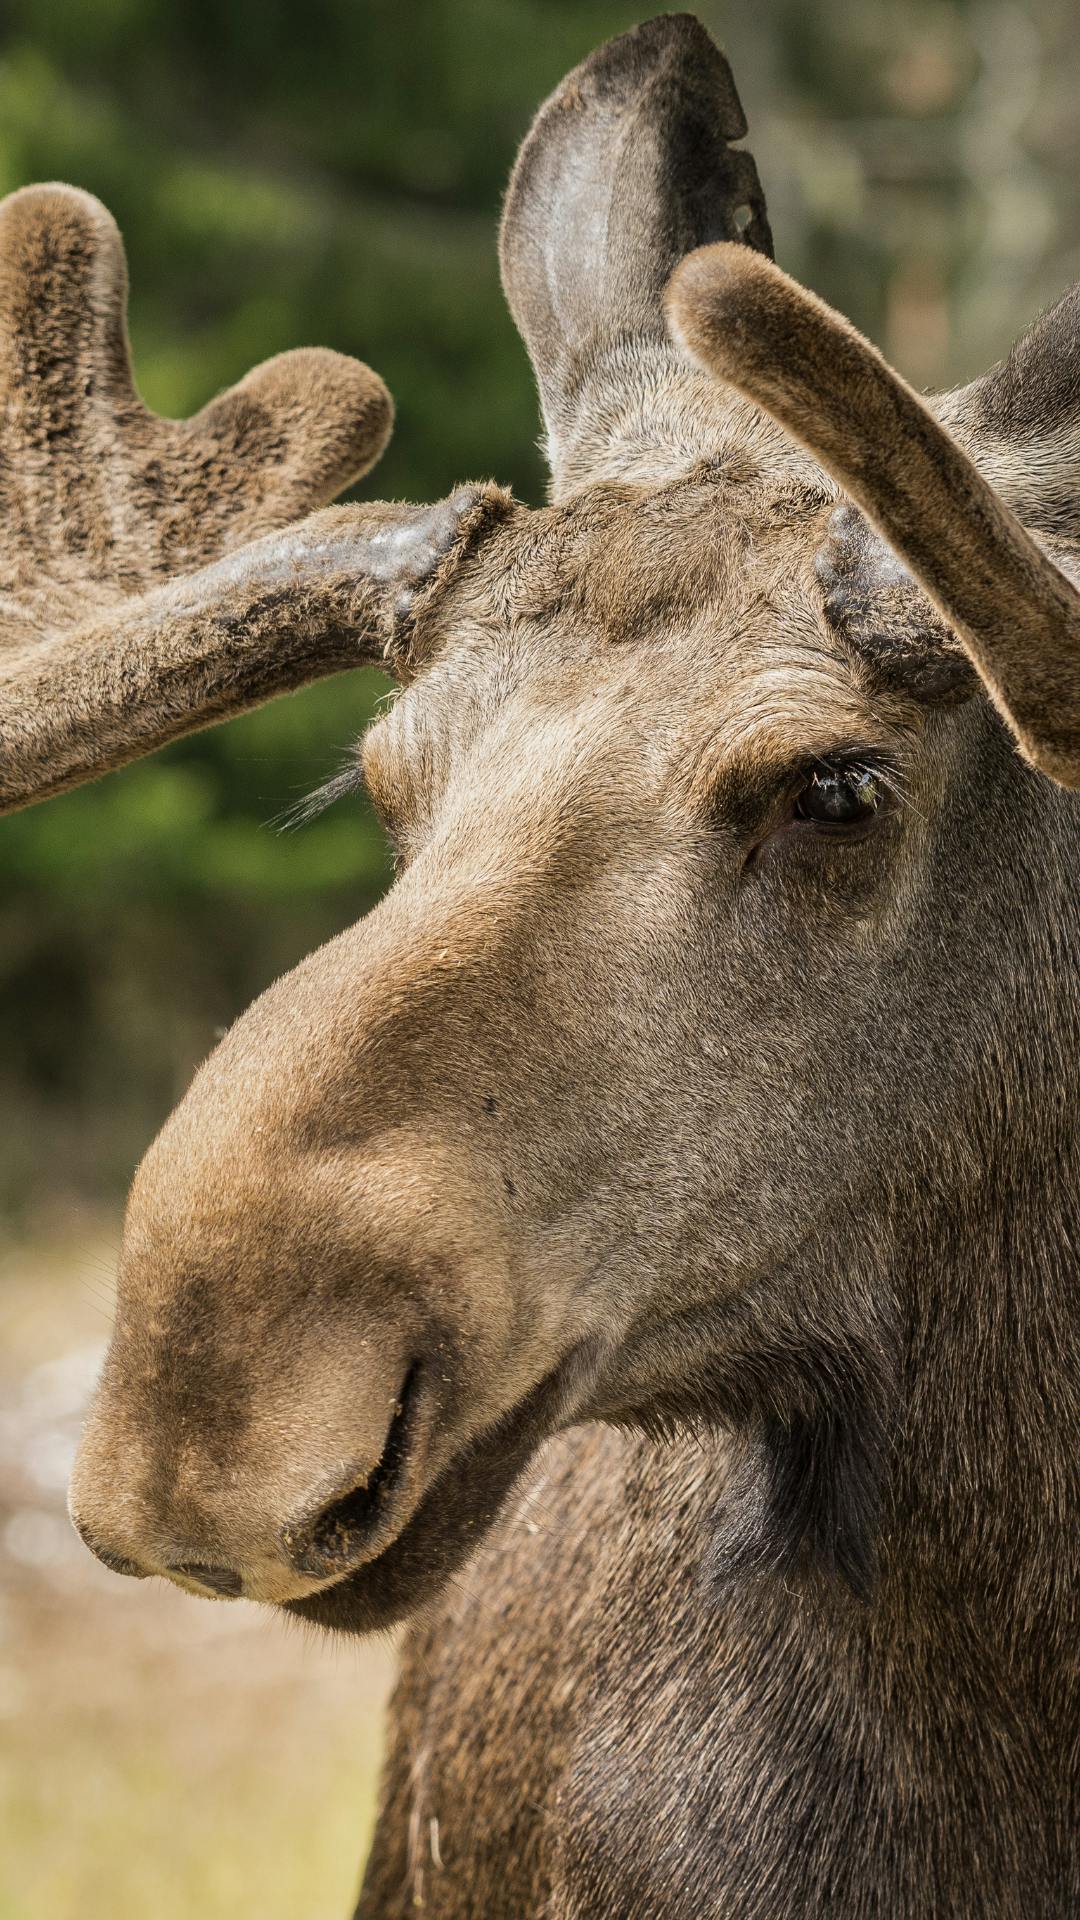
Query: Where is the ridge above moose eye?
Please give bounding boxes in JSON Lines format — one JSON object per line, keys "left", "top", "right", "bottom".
{"left": 793, "top": 758, "right": 888, "bottom": 836}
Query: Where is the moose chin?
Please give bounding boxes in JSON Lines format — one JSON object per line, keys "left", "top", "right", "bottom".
{"left": 0, "top": 12, "right": 1076, "bottom": 1919}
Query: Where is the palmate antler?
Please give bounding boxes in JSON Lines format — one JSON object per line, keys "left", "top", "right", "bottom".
{"left": 0, "top": 185, "right": 504, "bottom": 813}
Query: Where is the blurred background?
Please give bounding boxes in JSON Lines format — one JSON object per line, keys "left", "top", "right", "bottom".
{"left": 1, "top": 0, "right": 1078, "bottom": 1914}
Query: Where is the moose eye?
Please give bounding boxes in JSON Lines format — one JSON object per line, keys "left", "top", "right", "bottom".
{"left": 794, "top": 761, "right": 885, "bottom": 832}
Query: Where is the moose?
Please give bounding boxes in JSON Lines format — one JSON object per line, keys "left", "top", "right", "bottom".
{"left": 1, "top": 13, "right": 1077, "bottom": 1915}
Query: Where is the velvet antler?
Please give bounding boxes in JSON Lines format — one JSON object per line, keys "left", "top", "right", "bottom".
{"left": 668, "top": 243, "right": 1080, "bottom": 789}
{"left": 0, "top": 185, "right": 505, "bottom": 812}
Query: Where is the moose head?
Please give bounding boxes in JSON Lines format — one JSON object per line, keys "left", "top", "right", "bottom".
{"left": 36, "top": 16, "right": 1080, "bottom": 1626}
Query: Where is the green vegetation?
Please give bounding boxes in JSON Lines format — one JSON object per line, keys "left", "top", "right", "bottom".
{"left": 2, "top": 0, "right": 1078, "bottom": 1220}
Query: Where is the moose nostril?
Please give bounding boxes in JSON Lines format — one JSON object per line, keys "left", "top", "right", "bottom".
{"left": 282, "top": 1363, "right": 421, "bottom": 1580}
{"left": 169, "top": 1562, "right": 244, "bottom": 1598}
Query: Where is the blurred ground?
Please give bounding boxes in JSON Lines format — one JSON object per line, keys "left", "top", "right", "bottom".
{"left": 0, "top": 1216, "right": 392, "bottom": 1920}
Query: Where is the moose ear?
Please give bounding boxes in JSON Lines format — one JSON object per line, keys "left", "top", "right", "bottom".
{"left": 939, "top": 281, "right": 1080, "bottom": 544}
{"left": 500, "top": 14, "right": 772, "bottom": 495}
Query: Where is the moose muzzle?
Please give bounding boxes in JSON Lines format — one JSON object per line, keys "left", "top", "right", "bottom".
{"left": 68, "top": 874, "right": 566, "bottom": 1618}
{"left": 71, "top": 1317, "right": 438, "bottom": 1606}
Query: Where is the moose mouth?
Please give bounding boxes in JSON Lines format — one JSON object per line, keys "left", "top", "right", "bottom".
{"left": 283, "top": 1349, "right": 594, "bottom": 1635}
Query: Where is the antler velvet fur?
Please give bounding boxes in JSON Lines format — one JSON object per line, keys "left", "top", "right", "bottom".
{"left": 667, "top": 243, "right": 1080, "bottom": 788}
{"left": 0, "top": 184, "right": 501, "bottom": 812}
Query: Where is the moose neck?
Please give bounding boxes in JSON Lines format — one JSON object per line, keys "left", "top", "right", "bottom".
{"left": 876, "top": 765, "right": 1080, "bottom": 1647}
{"left": 881, "top": 1124, "right": 1080, "bottom": 1638}
{"left": 732, "top": 1128, "right": 1080, "bottom": 1902}
{"left": 667, "top": 955, "right": 1080, "bottom": 1912}
{"left": 705, "top": 1131, "right": 1080, "bottom": 1657}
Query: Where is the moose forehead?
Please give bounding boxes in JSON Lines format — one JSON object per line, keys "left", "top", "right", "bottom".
{"left": 366, "top": 470, "right": 915, "bottom": 827}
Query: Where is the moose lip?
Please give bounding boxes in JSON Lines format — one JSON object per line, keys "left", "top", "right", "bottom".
{"left": 282, "top": 1354, "right": 584, "bottom": 1636}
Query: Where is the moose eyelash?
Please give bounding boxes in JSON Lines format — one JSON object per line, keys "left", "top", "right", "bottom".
{"left": 789, "top": 746, "right": 906, "bottom": 806}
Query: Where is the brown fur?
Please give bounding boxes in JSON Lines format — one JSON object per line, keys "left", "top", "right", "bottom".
{"left": 51, "top": 16, "right": 1080, "bottom": 1917}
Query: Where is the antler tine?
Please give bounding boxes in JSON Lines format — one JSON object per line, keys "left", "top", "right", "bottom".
{"left": 189, "top": 346, "right": 395, "bottom": 540}
{"left": 667, "top": 243, "right": 1080, "bottom": 790}
{"left": 0, "top": 183, "right": 393, "bottom": 616}
{"left": 0, "top": 184, "right": 136, "bottom": 423}
{"left": 0, "top": 183, "right": 520, "bottom": 813}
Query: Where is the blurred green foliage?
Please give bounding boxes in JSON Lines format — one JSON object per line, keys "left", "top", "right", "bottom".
{"left": 1, "top": 0, "right": 1078, "bottom": 1216}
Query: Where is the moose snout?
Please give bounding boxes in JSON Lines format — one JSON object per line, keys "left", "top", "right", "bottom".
{"left": 68, "top": 1095, "right": 524, "bottom": 1609}
{"left": 68, "top": 900, "right": 545, "bottom": 1615}
{"left": 69, "top": 1322, "right": 438, "bottom": 1607}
